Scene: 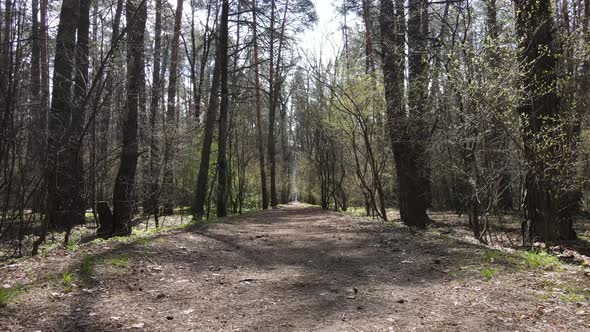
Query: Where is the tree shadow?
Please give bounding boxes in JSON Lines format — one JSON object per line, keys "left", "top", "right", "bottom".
{"left": 3, "top": 206, "right": 569, "bottom": 331}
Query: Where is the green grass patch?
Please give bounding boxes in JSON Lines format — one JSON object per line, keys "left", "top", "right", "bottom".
{"left": 80, "top": 255, "right": 97, "bottom": 279}
{"left": 173, "top": 206, "right": 191, "bottom": 214}
{"left": 0, "top": 285, "right": 23, "bottom": 307}
{"left": 62, "top": 271, "right": 74, "bottom": 292}
{"left": 344, "top": 207, "right": 368, "bottom": 218}
{"left": 108, "top": 255, "right": 129, "bottom": 268}
{"left": 521, "top": 250, "right": 562, "bottom": 270}
{"left": 540, "top": 280, "right": 590, "bottom": 302}
{"left": 484, "top": 250, "right": 502, "bottom": 262}
{"left": 480, "top": 267, "right": 497, "bottom": 281}
{"left": 66, "top": 242, "right": 79, "bottom": 252}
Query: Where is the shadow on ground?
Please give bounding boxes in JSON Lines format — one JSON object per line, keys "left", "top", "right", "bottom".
{"left": 1, "top": 205, "right": 589, "bottom": 331}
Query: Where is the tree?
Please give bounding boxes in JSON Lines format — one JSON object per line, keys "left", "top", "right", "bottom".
{"left": 380, "top": 0, "right": 430, "bottom": 228}
{"left": 46, "top": 0, "right": 84, "bottom": 243}
{"left": 194, "top": 9, "right": 223, "bottom": 220}
{"left": 145, "top": 0, "right": 163, "bottom": 221}
{"left": 216, "top": 0, "right": 230, "bottom": 217}
{"left": 252, "top": 0, "right": 269, "bottom": 210}
{"left": 515, "top": 0, "right": 579, "bottom": 241}
{"left": 162, "top": 0, "right": 184, "bottom": 215}
{"left": 109, "top": 0, "right": 148, "bottom": 237}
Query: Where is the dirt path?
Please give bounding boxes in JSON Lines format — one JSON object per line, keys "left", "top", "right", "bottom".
{"left": 1, "top": 204, "right": 589, "bottom": 331}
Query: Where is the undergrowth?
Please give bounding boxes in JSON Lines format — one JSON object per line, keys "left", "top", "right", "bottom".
{"left": 0, "top": 285, "right": 23, "bottom": 307}
{"left": 521, "top": 250, "right": 562, "bottom": 270}
{"left": 108, "top": 255, "right": 129, "bottom": 268}
{"left": 481, "top": 267, "right": 497, "bottom": 281}
{"left": 62, "top": 272, "right": 74, "bottom": 292}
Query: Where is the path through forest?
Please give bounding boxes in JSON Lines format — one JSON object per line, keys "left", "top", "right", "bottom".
{"left": 1, "top": 204, "right": 589, "bottom": 331}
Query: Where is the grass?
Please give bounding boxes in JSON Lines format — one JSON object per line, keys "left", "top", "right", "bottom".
{"left": 481, "top": 267, "right": 497, "bottom": 281}
{"left": 108, "top": 255, "right": 129, "bottom": 268}
{"left": 62, "top": 271, "right": 74, "bottom": 292}
{"left": 80, "top": 255, "right": 97, "bottom": 279}
{"left": 521, "top": 250, "right": 562, "bottom": 270}
{"left": 173, "top": 206, "right": 191, "bottom": 214}
{"left": 465, "top": 248, "right": 565, "bottom": 282}
{"left": 66, "top": 242, "right": 79, "bottom": 252}
{"left": 483, "top": 250, "right": 502, "bottom": 263}
{"left": 0, "top": 285, "right": 23, "bottom": 307}
{"left": 539, "top": 279, "right": 590, "bottom": 303}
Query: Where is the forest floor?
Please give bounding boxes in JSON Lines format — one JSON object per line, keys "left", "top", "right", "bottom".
{"left": 1, "top": 203, "right": 590, "bottom": 331}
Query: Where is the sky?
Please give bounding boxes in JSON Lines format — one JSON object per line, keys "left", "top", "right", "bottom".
{"left": 299, "top": 0, "right": 344, "bottom": 61}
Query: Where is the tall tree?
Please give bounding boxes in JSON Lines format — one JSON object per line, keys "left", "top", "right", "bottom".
{"left": 110, "top": 0, "right": 148, "bottom": 237}
{"left": 252, "top": 0, "right": 269, "bottom": 209}
{"left": 361, "top": 0, "right": 375, "bottom": 74}
{"left": 404, "top": 0, "right": 431, "bottom": 228}
{"left": 215, "top": 0, "right": 230, "bottom": 217}
{"left": 194, "top": 15, "right": 223, "bottom": 219}
{"left": 46, "top": 0, "right": 84, "bottom": 243}
{"left": 145, "top": 0, "right": 163, "bottom": 220}
{"left": 268, "top": 0, "right": 278, "bottom": 207}
{"left": 381, "top": 0, "right": 431, "bottom": 228}
{"left": 268, "top": 0, "right": 290, "bottom": 207}
{"left": 162, "top": 0, "right": 184, "bottom": 215}
{"left": 515, "top": 0, "right": 578, "bottom": 241}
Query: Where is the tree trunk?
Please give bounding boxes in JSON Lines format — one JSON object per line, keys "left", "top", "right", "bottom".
{"left": 194, "top": 22, "right": 223, "bottom": 220}
{"left": 362, "top": 0, "right": 376, "bottom": 74}
{"left": 96, "top": 0, "right": 124, "bottom": 202}
{"left": 268, "top": 0, "right": 289, "bottom": 208}
{"left": 144, "top": 0, "right": 162, "bottom": 220}
{"left": 380, "top": 0, "right": 430, "bottom": 228}
{"left": 161, "top": 0, "right": 184, "bottom": 215}
{"left": 110, "top": 0, "right": 147, "bottom": 237}
{"left": 268, "top": 0, "right": 278, "bottom": 207}
{"left": 515, "top": 0, "right": 578, "bottom": 242}
{"left": 215, "top": 0, "right": 230, "bottom": 218}
{"left": 46, "top": 0, "right": 84, "bottom": 237}
{"left": 252, "top": 0, "right": 269, "bottom": 209}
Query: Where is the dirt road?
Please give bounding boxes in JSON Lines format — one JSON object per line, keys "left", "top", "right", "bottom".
{"left": 1, "top": 204, "right": 589, "bottom": 331}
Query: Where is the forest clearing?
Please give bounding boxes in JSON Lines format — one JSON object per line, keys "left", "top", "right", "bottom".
{"left": 1, "top": 204, "right": 590, "bottom": 331}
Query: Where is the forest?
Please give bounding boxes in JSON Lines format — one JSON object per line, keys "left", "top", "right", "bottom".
{"left": 1, "top": 0, "right": 590, "bottom": 330}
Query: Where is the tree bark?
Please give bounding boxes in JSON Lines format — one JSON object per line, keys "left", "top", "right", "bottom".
{"left": 194, "top": 20, "right": 223, "bottom": 220}
{"left": 161, "top": 0, "right": 184, "bottom": 215}
{"left": 109, "top": 0, "right": 147, "bottom": 237}
{"left": 46, "top": 0, "right": 84, "bottom": 238}
{"left": 515, "top": 0, "right": 578, "bottom": 242}
{"left": 380, "top": 0, "right": 430, "bottom": 228}
{"left": 252, "top": 0, "right": 269, "bottom": 210}
{"left": 215, "top": 0, "right": 230, "bottom": 218}
{"left": 362, "top": 0, "right": 376, "bottom": 74}
{"left": 268, "top": 0, "right": 278, "bottom": 207}
{"left": 268, "top": 0, "right": 289, "bottom": 208}
{"left": 144, "top": 0, "right": 162, "bottom": 220}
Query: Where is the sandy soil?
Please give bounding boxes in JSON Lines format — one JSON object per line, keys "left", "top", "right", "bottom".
{"left": 1, "top": 203, "right": 589, "bottom": 331}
